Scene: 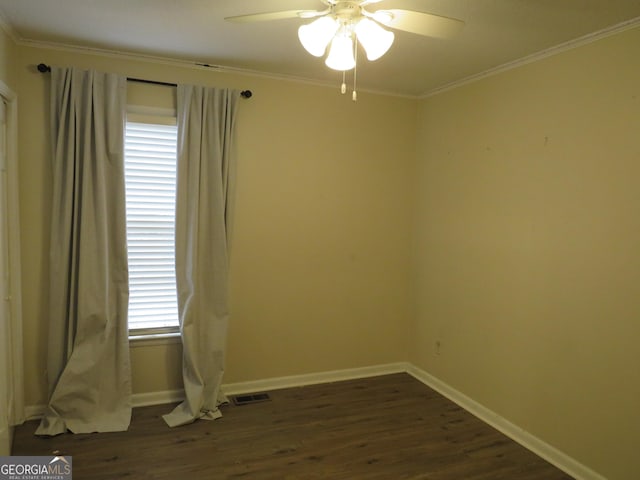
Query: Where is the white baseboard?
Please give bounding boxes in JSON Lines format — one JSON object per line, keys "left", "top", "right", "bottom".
{"left": 24, "top": 362, "right": 408, "bottom": 419}
{"left": 129, "top": 363, "right": 409, "bottom": 407}
{"left": 222, "top": 362, "right": 408, "bottom": 396}
{"left": 131, "top": 389, "right": 184, "bottom": 408}
{"left": 25, "top": 391, "right": 187, "bottom": 419}
{"left": 406, "top": 364, "right": 606, "bottom": 480}
{"left": 24, "top": 405, "right": 45, "bottom": 421}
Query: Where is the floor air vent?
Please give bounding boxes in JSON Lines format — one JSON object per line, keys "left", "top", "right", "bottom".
{"left": 231, "top": 392, "right": 271, "bottom": 406}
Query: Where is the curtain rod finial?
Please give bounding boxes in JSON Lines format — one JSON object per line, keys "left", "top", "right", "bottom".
{"left": 241, "top": 90, "right": 252, "bottom": 99}
{"left": 37, "top": 63, "right": 51, "bottom": 73}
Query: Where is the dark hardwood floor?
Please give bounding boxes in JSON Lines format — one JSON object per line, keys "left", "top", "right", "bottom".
{"left": 12, "top": 373, "right": 573, "bottom": 479}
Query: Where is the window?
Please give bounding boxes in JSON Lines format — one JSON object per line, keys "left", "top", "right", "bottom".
{"left": 124, "top": 119, "right": 179, "bottom": 335}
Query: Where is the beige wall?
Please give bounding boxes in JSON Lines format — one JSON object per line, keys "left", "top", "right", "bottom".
{"left": 411, "top": 26, "right": 640, "bottom": 480}
{"left": 13, "top": 45, "right": 415, "bottom": 405}
{"left": 0, "top": 26, "right": 14, "bottom": 87}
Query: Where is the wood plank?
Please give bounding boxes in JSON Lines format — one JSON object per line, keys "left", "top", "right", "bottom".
{"left": 11, "top": 373, "right": 573, "bottom": 479}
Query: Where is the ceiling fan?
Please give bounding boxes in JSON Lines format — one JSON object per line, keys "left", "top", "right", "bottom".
{"left": 225, "top": 1, "right": 464, "bottom": 99}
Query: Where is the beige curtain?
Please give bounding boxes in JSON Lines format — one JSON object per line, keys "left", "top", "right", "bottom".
{"left": 163, "top": 85, "right": 240, "bottom": 427}
{"left": 36, "top": 67, "right": 132, "bottom": 436}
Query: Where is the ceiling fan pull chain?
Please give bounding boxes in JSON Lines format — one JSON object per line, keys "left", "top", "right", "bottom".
{"left": 341, "top": 70, "right": 347, "bottom": 94}
{"left": 352, "top": 35, "right": 358, "bottom": 101}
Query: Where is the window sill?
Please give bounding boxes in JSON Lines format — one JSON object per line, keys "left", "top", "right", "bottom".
{"left": 129, "top": 331, "right": 181, "bottom": 348}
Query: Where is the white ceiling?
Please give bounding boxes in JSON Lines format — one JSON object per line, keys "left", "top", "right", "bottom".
{"left": 1, "top": 0, "right": 639, "bottom": 97}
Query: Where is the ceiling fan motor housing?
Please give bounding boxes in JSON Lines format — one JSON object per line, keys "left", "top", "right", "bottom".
{"left": 332, "top": 1, "right": 363, "bottom": 22}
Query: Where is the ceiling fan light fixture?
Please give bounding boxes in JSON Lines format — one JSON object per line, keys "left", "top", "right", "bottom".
{"left": 354, "top": 17, "right": 394, "bottom": 61}
{"left": 298, "top": 16, "right": 339, "bottom": 57}
{"left": 324, "top": 28, "right": 356, "bottom": 71}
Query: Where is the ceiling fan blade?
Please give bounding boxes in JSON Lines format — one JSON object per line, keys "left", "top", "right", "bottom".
{"left": 225, "top": 10, "right": 320, "bottom": 23}
{"left": 375, "top": 9, "right": 464, "bottom": 39}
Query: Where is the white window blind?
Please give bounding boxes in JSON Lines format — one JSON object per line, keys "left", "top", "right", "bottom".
{"left": 124, "top": 121, "right": 179, "bottom": 332}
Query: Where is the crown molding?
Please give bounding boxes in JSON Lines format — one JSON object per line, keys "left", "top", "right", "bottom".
{"left": 420, "top": 16, "right": 640, "bottom": 99}
{"left": 19, "top": 37, "right": 413, "bottom": 99}
{"left": 0, "top": 9, "right": 20, "bottom": 43}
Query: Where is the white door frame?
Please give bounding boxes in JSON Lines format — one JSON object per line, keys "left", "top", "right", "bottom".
{"left": 0, "top": 80, "right": 24, "bottom": 456}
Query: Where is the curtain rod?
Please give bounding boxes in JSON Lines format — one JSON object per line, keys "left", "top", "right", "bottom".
{"left": 37, "top": 63, "right": 253, "bottom": 99}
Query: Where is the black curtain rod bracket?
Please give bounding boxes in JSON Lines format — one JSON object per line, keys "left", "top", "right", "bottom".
{"left": 37, "top": 63, "right": 252, "bottom": 98}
